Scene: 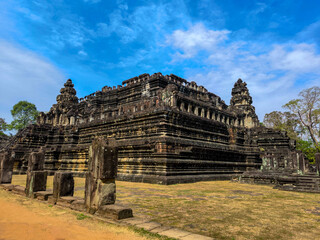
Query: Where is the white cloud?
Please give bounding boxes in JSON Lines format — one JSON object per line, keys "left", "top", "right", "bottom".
{"left": 167, "top": 23, "right": 230, "bottom": 58}
{"left": 0, "top": 40, "right": 65, "bottom": 122}
{"left": 97, "top": 2, "right": 190, "bottom": 45}
{"left": 168, "top": 23, "right": 320, "bottom": 120}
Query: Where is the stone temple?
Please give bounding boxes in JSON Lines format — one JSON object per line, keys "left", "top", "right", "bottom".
{"left": 1, "top": 73, "right": 319, "bottom": 188}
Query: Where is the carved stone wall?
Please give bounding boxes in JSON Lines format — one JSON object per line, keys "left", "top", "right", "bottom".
{"left": 0, "top": 73, "right": 299, "bottom": 184}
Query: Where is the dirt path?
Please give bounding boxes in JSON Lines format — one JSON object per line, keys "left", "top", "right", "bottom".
{"left": 0, "top": 189, "right": 147, "bottom": 240}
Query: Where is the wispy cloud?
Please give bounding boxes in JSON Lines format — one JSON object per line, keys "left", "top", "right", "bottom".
{"left": 0, "top": 40, "right": 65, "bottom": 121}
{"left": 167, "top": 23, "right": 230, "bottom": 59}
{"left": 167, "top": 23, "right": 320, "bottom": 119}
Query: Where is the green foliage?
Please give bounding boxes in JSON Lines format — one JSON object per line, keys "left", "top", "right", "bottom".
{"left": 296, "top": 140, "right": 318, "bottom": 164}
{"left": 263, "top": 111, "right": 302, "bottom": 140}
{"left": 283, "top": 86, "right": 320, "bottom": 147}
{"left": 0, "top": 118, "right": 7, "bottom": 135}
{"left": 76, "top": 213, "right": 90, "bottom": 220}
{"left": 8, "top": 101, "right": 39, "bottom": 131}
{"left": 264, "top": 86, "right": 320, "bottom": 163}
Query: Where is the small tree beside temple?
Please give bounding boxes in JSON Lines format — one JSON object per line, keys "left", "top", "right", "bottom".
{"left": 8, "top": 101, "right": 39, "bottom": 131}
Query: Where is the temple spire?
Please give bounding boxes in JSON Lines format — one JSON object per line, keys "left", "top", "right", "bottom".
{"left": 230, "top": 78, "right": 259, "bottom": 128}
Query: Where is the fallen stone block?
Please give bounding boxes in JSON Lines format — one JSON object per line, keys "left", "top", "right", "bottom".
{"left": 70, "top": 199, "right": 85, "bottom": 212}
{"left": 97, "top": 204, "right": 133, "bottom": 220}
{"left": 0, "top": 184, "right": 15, "bottom": 191}
{"left": 35, "top": 191, "right": 53, "bottom": 201}
{"left": 57, "top": 196, "right": 82, "bottom": 208}
{"left": 47, "top": 195, "right": 56, "bottom": 205}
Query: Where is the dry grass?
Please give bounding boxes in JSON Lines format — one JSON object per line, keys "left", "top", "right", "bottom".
{"left": 12, "top": 175, "right": 320, "bottom": 240}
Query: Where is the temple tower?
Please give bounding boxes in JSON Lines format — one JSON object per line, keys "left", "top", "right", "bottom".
{"left": 56, "top": 79, "right": 78, "bottom": 107}
{"left": 230, "top": 79, "right": 259, "bottom": 128}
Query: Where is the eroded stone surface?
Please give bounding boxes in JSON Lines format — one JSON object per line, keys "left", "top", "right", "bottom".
{"left": 0, "top": 74, "right": 317, "bottom": 188}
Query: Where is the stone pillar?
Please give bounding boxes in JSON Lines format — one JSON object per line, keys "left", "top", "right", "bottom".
{"left": 85, "top": 137, "right": 118, "bottom": 214}
{"left": 52, "top": 172, "right": 74, "bottom": 203}
{"left": 315, "top": 153, "right": 320, "bottom": 176}
{"left": 187, "top": 104, "right": 192, "bottom": 113}
{"left": 297, "top": 152, "right": 305, "bottom": 175}
{"left": 180, "top": 102, "right": 185, "bottom": 111}
{"left": 194, "top": 106, "right": 198, "bottom": 115}
{"left": 0, "top": 152, "right": 14, "bottom": 184}
{"left": 291, "top": 152, "right": 298, "bottom": 170}
{"left": 217, "top": 113, "right": 220, "bottom": 122}
{"left": 201, "top": 109, "right": 205, "bottom": 117}
{"left": 206, "top": 110, "right": 210, "bottom": 119}
{"left": 26, "top": 149, "right": 47, "bottom": 198}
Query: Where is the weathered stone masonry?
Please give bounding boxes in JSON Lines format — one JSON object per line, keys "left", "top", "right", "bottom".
{"left": 1, "top": 72, "right": 311, "bottom": 186}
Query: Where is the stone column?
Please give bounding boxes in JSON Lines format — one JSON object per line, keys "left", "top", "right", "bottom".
{"left": 297, "top": 152, "right": 305, "bottom": 175}
{"left": 180, "top": 102, "right": 185, "bottom": 111}
{"left": 315, "top": 153, "right": 320, "bottom": 176}
{"left": 0, "top": 152, "right": 14, "bottom": 184}
{"left": 25, "top": 149, "right": 47, "bottom": 198}
{"left": 187, "top": 104, "right": 192, "bottom": 113}
{"left": 85, "top": 137, "right": 118, "bottom": 214}
{"left": 291, "top": 152, "right": 298, "bottom": 170}
{"left": 194, "top": 106, "right": 198, "bottom": 115}
{"left": 201, "top": 109, "right": 205, "bottom": 117}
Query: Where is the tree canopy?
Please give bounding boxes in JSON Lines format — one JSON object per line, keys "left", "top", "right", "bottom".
{"left": 8, "top": 101, "right": 39, "bottom": 131}
{"left": 263, "top": 86, "right": 320, "bottom": 163}
{"left": 0, "top": 118, "right": 7, "bottom": 135}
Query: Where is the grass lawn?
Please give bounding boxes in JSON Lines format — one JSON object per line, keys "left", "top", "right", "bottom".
{"left": 12, "top": 175, "right": 320, "bottom": 240}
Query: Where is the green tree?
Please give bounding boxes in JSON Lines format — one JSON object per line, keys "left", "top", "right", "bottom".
{"left": 283, "top": 86, "right": 320, "bottom": 147}
{"left": 0, "top": 118, "right": 7, "bottom": 135}
{"left": 263, "top": 111, "right": 302, "bottom": 140}
{"left": 8, "top": 101, "right": 39, "bottom": 131}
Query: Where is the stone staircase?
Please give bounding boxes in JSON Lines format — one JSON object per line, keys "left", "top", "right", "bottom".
{"left": 276, "top": 173, "right": 320, "bottom": 193}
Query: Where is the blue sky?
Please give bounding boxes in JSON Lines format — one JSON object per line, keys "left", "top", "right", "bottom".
{"left": 1, "top": 0, "right": 320, "bottom": 124}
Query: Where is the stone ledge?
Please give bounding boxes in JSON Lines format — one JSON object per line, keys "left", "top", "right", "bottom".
{"left": 12, "top": 185, "right": 26, "bottom": 196}
{"left": 34, "top": 191, "right": 53, "bottom": 201}
{"left": 56, "top": 196, "right": 82, "bottom": 208}
{"left": 135, "top": 221, "right": 162, "bottom": 231}
{"left": 0, "top": 184, "right": 15, "bottom": 191}
{"left": 97, "top": 204, "right": 133, "bottom": 220}
{"left": 180, "top": 233, "right": 214, "bottom": 240}
{"left": 158, "top": 228, "right": 192, "bottom": 239}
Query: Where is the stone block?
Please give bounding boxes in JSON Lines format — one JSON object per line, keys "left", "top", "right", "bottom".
{"left": 88, "top": 137, "right": 118, "bottom": 181}
{"left": 25, "top": 171, "right": 47, "bottom": 198}
{"left": 48, "top": 195, "right": 56, "bottom": 205}
{"left": 97, "top": 204, "right": 133, "bottom": 220}
{"left": 53, "top": 172, "right": 74, "bottom": 201}
{"left": 0, "top": 184, "right": 15, "bottom": 191}
{"left": 28, "top": 150, "right": 45, "bottom": 171}
{"left": 298, "top": 152, "right": 305, "bottom": 174}
{"left": 0, "top": 152, "right": 14, "bottom": 184}
{"left": 35, "top": 191, "right": 53, "bottom": 201}
{"left": 85, "top": 137, "right": 118, "bottom": 213}
{"left": 315, "top": 153, "right": 320, "bottom": 176}
{"left": 70, "top": 199, "right": 85, "bottom": 212}
{"left": 12, "top": 185, "right": 26, "bottom": 196}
